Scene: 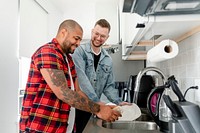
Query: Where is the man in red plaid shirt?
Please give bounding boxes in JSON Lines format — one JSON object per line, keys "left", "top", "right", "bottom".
{"left": 19, "top": 19, "right": 121, "bottom": 133}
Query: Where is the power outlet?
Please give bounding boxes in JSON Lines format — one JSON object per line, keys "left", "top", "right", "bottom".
{"left": 194, "top": 79, "right": 200, "bottom": 102}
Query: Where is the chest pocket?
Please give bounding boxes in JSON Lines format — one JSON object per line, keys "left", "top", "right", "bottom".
{"left": 101, "top": 64, "right": 111, "bottom": 73}
{"left": 98, "top": 64, "right": 111, "bottom": 81}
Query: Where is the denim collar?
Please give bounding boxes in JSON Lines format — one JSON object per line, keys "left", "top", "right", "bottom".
{"left": 85, "top": 42, "right": 110, "bottom": 58}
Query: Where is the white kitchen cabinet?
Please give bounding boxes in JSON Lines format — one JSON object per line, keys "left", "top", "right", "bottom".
{"left": 120, "top": 13, "right": 143, "bottom": 56}
{"left": 118, "top": 0, "right": 144, "bottom": 56}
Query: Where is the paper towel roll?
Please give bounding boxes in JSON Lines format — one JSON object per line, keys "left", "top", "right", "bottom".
{"left": 147, "top": 39, "right": 179, "bottom": 62}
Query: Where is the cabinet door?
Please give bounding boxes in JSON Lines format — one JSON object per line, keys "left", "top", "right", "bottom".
{"left": 120, "top": 13, "right": 142, "bottom": 55}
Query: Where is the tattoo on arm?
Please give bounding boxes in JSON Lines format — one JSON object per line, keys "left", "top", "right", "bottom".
{"left": 46, "top": 69, "right": 100, "bottom": 113}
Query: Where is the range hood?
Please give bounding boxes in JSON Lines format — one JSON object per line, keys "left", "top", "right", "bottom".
{"left": 123, "top": 0, "right": 200, "bottom": 16}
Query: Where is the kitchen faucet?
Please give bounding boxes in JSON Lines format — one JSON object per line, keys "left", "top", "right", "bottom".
{"left": 132, "top": 67, "right": 167, "bottom": 104}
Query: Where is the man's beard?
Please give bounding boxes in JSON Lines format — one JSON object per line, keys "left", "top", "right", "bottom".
{"left": 62, "top": 41, "right": 72, "bottom": 54}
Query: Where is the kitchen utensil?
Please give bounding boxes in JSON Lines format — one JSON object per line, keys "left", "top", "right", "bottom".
{"left": 122, "top": 87, "right": 131, "bottom": 102}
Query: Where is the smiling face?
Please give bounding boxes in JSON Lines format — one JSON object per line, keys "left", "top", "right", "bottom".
{"left": 91, "top": 24, "right": 109, "bottom": 48}
{"left": 56, "top": 20, "right": 83, "bottom": 54}
{"left": 62, "top": 27, "right": 82, "bottom": 54}
{"left": 58, "top": 26, "right": 83, "bottom": 54}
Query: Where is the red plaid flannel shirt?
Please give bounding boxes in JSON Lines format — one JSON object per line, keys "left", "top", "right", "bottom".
{"left": 19, "top": 38, "right": 77, "bottom": 133}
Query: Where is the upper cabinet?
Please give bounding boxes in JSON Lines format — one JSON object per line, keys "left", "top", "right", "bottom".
{"left": 120, "top": 0, "right": 200, "bottom": 60}
{"left": 120, "top": 13, "right": 144, "bottom": 57}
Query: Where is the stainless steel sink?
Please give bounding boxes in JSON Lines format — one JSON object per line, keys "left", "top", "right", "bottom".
{"left": 102, "top": 120, "right": 158, "bottom": 130}
{"left": 135, "top": 113, "right": 153, "bottom": 121}
{"left": 102, "top": 111, "right": 159, "bottom": 131}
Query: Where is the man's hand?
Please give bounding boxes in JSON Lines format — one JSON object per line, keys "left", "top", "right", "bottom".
{"left": 95, "top": 105, "right": 121, "bottom": 122}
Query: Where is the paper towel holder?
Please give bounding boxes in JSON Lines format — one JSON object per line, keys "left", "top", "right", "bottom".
{"left": 164, "top": 45, "right": 172, "bottom": 53}
{"left": 147, "top": 39, "right": 179, "bottom": 62}
{"left": 150, "top": 34, "right": 162, "bottom": 46}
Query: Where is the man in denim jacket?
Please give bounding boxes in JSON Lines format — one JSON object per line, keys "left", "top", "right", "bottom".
{"left": 72, "top": 19, "right": 128, "bottom": 133}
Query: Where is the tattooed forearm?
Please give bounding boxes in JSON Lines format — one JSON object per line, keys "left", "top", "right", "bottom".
{"left": 46, "top": 69, "right": 100, "bottom": 114}
{"left": 63, "top": 90, "right": 100, "bottom": 114}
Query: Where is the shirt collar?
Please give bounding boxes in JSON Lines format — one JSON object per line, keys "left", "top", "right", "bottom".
{"left": 85, "top": 42, "right": 110, "bottom": 57}
{"left": 91, "top": 47, "right": 101, "bottom": 55}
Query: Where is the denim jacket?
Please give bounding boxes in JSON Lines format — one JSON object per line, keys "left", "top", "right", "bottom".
{"left": 72, "top": 42, "right": 122, "bottom": 104}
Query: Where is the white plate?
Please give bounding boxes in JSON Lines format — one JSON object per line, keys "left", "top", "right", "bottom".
{"left": 115, "top": 103, "right": 141, "bottom": 121}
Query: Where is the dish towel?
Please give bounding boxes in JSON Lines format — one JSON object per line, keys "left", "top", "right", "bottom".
{"left": 65, "top": 56, "right": 75, "bottom": 133}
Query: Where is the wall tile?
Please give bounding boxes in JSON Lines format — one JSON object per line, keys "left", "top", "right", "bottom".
{"left": 147, "top": 32, "right": 200, "bottom": 105}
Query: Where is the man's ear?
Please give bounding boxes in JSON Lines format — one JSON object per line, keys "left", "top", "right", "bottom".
{"left": 61, "top": 28, "right": 68, "bottom": 37}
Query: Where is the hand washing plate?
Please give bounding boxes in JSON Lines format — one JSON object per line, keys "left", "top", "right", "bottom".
{"left": 117, "top": 103, "right": 141, "bottom": 121}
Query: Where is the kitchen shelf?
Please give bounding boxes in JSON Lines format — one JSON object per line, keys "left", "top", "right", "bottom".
{"left": 126, "top": 24, "right": 200, "bottom": 60}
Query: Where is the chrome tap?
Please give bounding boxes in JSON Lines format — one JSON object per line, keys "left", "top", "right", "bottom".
{"left": 132, "top": 67, "right": 167, "bottom": 104}
{"left": 122, "top": 76, "right": 133, "bottom": 102}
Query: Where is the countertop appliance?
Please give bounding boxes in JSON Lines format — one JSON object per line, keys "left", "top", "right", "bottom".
{"left": 163, "top": 76, "right": 200, "bottom": 133}
{"left": 147, "top": 80, "right": 172, "bottom": 132}
{"left": 147, "top": 75, "right": 200, "bottom": 132}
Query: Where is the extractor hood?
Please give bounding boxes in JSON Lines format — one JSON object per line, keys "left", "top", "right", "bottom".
{"left": 123, "top": 0, "right": 200, "bottom": 16}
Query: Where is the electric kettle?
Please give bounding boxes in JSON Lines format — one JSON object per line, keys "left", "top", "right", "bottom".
{"left": 147, "top": 81, "right": 172, "bottom": 132}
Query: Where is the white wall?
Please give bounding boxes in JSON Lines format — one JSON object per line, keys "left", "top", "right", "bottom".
{"left": 110, "top": 45, "right": 144, "bottom": 81}
{"left": 0, "top": 0, "right": 63, "bottom": 132}
{"left": 19, "top": 0, "right": 48, "bottom": 58}
{"left": 0, "top": 0, "right": 19, "bottom": 132}
{"left": 19, "top": 0, "right": 64, "bottom": 58}
{"left": 37, "top": 0, "right": 63, "bottom": 40}
{"left": 62, "top": 0, "right": 120, "bottom": 44}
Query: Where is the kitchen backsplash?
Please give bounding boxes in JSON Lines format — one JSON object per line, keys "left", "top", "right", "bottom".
{"left": 149, "top": 32, "right": 200, "bottom": 106}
